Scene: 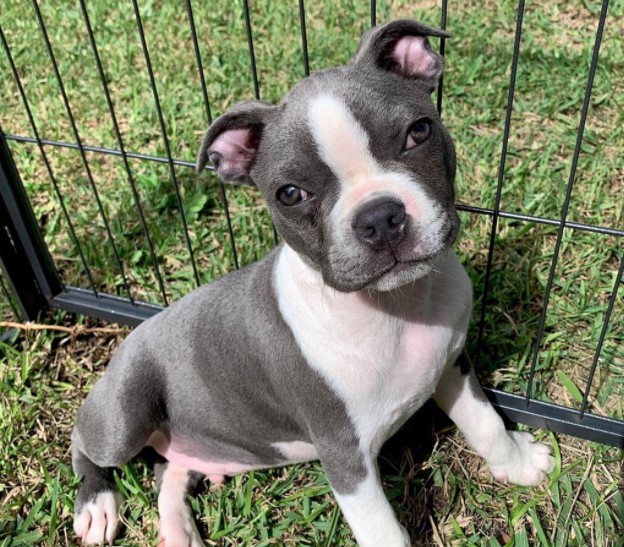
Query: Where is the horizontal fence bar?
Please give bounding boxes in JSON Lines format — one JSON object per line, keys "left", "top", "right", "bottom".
{"left": 33, "top": 284, "right": 624, "bottom": 446}
{"left": 456, "top": 203, "right": 624, "bottom": 238}
{"left": 484, "top": 388, "right": 624, "bottom": 448}
{"left": 4, "top": 133, "right": 198, "bottom": 168}
{"left": 50, "top": 287, "right": 162, "bottom": 327}
{"left": 46, "top": 290, "right": 624, "bottom": 446}
{"left": 4, "top": 135, "right": 624, "bottom": 239}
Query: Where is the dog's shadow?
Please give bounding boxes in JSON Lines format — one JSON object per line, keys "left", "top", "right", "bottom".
{"left": 378, "top": 401, "right": 453, "bottom": 543}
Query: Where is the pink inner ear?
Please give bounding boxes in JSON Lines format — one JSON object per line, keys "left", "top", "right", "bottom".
{"left": 209, "top": 128, "right": 256, "bottom": 179}
{"left": 390, "top": 35, "right": 438, "bottom": 79}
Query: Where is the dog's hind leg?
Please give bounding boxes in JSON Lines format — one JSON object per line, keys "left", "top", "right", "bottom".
{"left": 72, "top": 405, "right": 152, "bottom": 545}
{"left": 155, "top": 462, "right": 205, "bottom": 547}
{"left": 72, "top": 448, "right": 123, "bottom": 544}
{"left": 72, "top": 342, "right": 164, "bottom": 544}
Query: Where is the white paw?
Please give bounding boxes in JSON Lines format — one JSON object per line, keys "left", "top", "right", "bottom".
{"left": 74, "top": 491, "right": 122, "bottom": 545}
{"left": 158, "top": 511, "right": 204, "bottom": 547}
{"left": 488, "top": 431, "right": 555, "bottom": 486}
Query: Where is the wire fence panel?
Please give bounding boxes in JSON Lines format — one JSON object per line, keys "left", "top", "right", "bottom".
{"left": 0, "top": 1, "right": 622, "bottom": 446}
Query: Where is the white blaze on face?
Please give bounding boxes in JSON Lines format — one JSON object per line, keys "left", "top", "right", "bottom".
{"left": 306, "top": 93, "right": 446, "bottom": 260}
{"left": 307, "top": 94, "right": 379, "bottom": 185}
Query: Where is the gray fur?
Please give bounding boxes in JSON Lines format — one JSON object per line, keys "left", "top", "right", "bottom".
{"left": 74, "top": 248, "right": 366, "bottom": 493}
{"left": 73, "top": 18, "right": 462, "bottom": 544}
{"left": 72, "top": 450, "right": 116, "bottom": 514}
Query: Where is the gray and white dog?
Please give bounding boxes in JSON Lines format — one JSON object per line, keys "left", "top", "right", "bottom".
{"left": 72, "top": 20, "right": 555, "bottom": 546}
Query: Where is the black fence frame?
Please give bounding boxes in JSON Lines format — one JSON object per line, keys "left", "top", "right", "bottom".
{"left": 1, "top": 0, "right": 623, "bottom": 448}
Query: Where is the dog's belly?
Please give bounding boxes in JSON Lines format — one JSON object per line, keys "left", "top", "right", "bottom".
{"left": 146, "top": 431, "right": 318, "bottom": 482}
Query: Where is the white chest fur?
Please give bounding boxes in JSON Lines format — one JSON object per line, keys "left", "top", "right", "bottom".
{"left": 274, "top": 245, "right": 473, "bottom": 455}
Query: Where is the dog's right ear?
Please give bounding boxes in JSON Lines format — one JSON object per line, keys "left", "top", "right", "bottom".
{"left": 352, "top": 20, "right": 450, "bottom": 89}
{"left": 196, "top": 101, "right": 276, "bottom": 186}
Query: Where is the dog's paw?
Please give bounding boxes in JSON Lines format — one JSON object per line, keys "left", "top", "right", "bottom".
{"left": 158, "top": 511, "right": 204, "bottom": 547}
{"left": 74, "top": 491, "right": 122, "bottom": 545}
{"left": 488, "top": 431, "right": 555, "bottom": 486}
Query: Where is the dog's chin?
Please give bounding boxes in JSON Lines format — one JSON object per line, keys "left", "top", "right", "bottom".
{"left": 324, "top": 257, "right": 437, "bottom": 293}
{"left": 367, "top": 260, "right": 434, "bottom": 291}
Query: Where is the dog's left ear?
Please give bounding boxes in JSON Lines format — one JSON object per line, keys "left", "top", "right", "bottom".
{"left": 196, "top": 100, "right": 276, "bottom": 185}
{"left": 352, "top": 19, "right": 450, "bottom": 89}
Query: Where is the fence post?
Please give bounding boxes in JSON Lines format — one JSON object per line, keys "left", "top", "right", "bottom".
{"left": 0, "top": 132, "right": 62, "bottom": 320}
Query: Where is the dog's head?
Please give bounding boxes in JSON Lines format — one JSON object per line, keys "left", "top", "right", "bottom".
{"left": 197, "top": 20, "right": 458, "bottom": 292}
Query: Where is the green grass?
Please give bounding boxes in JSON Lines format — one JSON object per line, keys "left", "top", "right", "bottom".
{"left": 1, "top": 0, "right": 623, "bottom": 545}
{"left": 0, "top": 322, "right": 622, "bottom": 546}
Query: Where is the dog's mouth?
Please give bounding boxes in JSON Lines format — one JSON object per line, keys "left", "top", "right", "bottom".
{"left": 376, "top": 226, "right": 453, "bottom": 276}
{"left": 373, "top": 253, "right": 435, "bottom": 280}
{"left": 360, "top": 224, "right": 458, "bottom": 290}
{"left": 324, "top": 219, "right": 458, "bottom": 292}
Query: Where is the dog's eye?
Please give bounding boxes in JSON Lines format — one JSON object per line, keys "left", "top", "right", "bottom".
{"left": 404, "top": 119, "right": 432, "bottom": 150}
{"left": 276, "top": 185, "right": 311, "bottom": 206}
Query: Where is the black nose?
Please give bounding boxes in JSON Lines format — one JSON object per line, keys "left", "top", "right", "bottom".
{"left": 353, "top": 200, "right": 407, "bottom": 250}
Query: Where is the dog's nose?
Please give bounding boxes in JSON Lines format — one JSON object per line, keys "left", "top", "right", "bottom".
{"left": 353, "top": 200, "right": 407, "bottom": 250}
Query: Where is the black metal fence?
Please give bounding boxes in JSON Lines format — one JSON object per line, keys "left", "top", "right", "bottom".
{"left": 1, "top": 0, "right": 622, "bottom": 447}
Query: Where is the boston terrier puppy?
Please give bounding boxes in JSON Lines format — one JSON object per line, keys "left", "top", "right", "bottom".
{"left": 72, "top": 20, "right": 554, "bottom": 546}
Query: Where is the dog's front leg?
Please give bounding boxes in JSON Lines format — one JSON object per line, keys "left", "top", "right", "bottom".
{"left": 155, "top": 462, "right": 205, "bottom": 547}
{"left": 321, "top": 453, "right": 410, "bottom": 547}
{"left": 433, "top": 362, "right": 555, "bottom": 486}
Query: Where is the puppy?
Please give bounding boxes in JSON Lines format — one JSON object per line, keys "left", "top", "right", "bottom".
{"left": 72, "top": 20, "right": 555, "bottom": 546}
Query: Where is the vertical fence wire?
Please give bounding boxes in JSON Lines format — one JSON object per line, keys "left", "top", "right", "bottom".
{"left": 436, "top": 0, "right": 448, "bottom": 115}
{"left": 79, "top": 0, "right": 168, "bottom": 306}
{"left": 525, "top": 0, "right": 610, "bottom": 403}
{"left": 241, "top": 0, "right": 279, "bottom": 246}
{"left": 185, "top": 0, "right": 239, "bottom": 270}
{"left": 242, "top": 0, "right": 261, "bottom": 100}
{"left": 370, "top": 0, "right": 377, "bottom": 27}
{"left": 473, "top": 0, "right": 526, "bottom": 368}
{"left": 130, "top": 0, "right": 201, "bottom": 287}
{"left": 32, "top": 0, "right": 135, "bottom": 303}
{"left": 298, "top": 0, "right": 310, "bottom": 77}
{"left": 580, "top": 252, "right": 624, "bottom": 418}
{"left": 0, "top": 25, "right": 97, "bottom": 296}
